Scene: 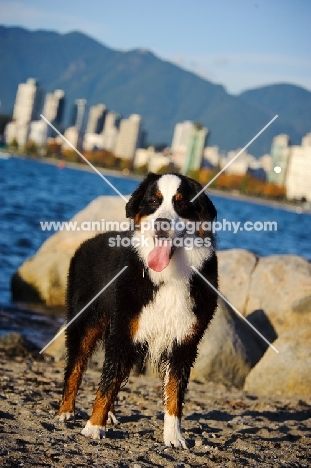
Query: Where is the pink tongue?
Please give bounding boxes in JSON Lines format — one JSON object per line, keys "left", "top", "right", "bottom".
{"left": 147, "top": 239, "right": 172, "bottom": 272}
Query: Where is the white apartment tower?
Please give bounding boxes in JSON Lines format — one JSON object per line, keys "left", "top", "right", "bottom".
{"left": 171, "top": 121, "right": 195, "bottom": 168}
{"left": 102, "top": 112, "right": 120, "bottom": 151}
{"left": 285, "top": 133, "right": 311, "bottom": 201}
{"left": 42, "top": 89, "right": 65, "bottom": 124}
{"left": 181, "top": 125, "right": 208, "bottom": 175}
{"left": 268, "top": 134, "right": 291, "bottom": 185}
{"left": 86, "top": 104, "right": 106, "bottom": 134}
{"left": 114, "top": 114, "right": 142, "bottom": 160}
{"left": 12, "top": 78, "right": 42, "bottom": 123}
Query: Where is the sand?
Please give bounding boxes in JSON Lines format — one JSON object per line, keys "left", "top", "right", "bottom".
{"left": 0, "top": 351, "right": 310, "bottom": 467}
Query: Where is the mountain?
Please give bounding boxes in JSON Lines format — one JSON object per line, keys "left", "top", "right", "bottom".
{"left": 239, "top": 84, "right": 311, "bottom": 143}
{"left": 1, "top": 25, "right": 310, "bottom": 156}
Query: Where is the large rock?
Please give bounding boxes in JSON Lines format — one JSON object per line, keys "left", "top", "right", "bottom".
{"left": 244, "top": 327, "right": 311, "bottom": 397}
{"left": 11, "top": 196, "right": 128, "bottom": 306}
{"left": 0, "top": 332, "right": 38, "bottom": 356}
{"left": 245, "top": 255, "right": 311, "bottom": 331}
{"left": 190, "top": 299, "right": 277, "bottom": 388}
{"left": 217, "top": 249, "right": 257, "bottom": 313}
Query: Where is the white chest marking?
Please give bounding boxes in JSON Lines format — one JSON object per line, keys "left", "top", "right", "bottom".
{"left": 134, "top": 280, "right": 196, "bottom": 364}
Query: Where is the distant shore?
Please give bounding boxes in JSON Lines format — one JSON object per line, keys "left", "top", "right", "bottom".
{"left": 206, "top": 187, "right": 311, "bottom": 214}
{"left": 4, "top": 152, "right": 311, "bottom": 214}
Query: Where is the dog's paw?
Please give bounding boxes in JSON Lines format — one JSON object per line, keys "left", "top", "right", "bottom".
{"left": 164, "top": 414, "right": 188, "bottom": 449}
{"left": 56, "top": 412, "right": 74, "bottom": 422}
{"left": 164, "top": 434, "right": 188, "bottom": 449}
{"left": 107, "top": 411, "right": 118, "bottom": 425}
{"left": 81, "top": 420, "right": 106, "bottom": 440}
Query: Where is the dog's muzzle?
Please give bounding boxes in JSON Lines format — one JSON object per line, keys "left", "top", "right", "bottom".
{"left": 147, "top": 218, "right": 186, "bottom": 273}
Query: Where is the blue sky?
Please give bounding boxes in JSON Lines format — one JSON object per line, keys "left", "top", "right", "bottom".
{"left": 1, "top": 0, "right": 310, "bottom": 93}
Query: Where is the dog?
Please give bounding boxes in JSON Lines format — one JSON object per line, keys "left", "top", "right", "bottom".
{"left": 57, "top": 172, "right": 218, "bottom": 448}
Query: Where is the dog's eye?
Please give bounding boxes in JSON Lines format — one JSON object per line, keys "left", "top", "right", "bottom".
{"left": 149, "top": 198, "right": 160, "bottom": 207}
{"left": 177, "top": 200, "right": 188, "bottom": 210}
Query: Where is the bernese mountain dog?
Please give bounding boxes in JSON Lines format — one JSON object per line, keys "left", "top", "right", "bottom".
{"left": 57, "top": 172, "right": 218, "bottom": 448}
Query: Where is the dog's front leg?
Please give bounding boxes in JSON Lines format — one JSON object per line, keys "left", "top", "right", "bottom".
{"left": 81, "top": 341, "right": 136, "bottom": 440}
{"left": 162, "top": 360, "right": 191, "bottom": 449}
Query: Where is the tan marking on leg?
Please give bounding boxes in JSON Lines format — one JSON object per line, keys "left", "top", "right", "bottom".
{"left": 58, "top": 325, "right": 104, "bottom": 416}
{"left": 89, "top": 376, "right": 123, "bottom": 427}
{"left": 165, "top": 374, "right": 181, "bottom": 418}
{"left": 58, "top": 362, "right": 82, "bottom": 414}
{"left": 88, "top": 393, "right": 111, "bottom": 427}
{"left": 129, "top": 316, "right": 139, "bottom": 340}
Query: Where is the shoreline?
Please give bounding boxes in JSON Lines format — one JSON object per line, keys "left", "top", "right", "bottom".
{"left": 7, "top": 152, "right": 311, "bottom": 214}
{"left": 206, "top": 187, "right": 311, "bottom": 214}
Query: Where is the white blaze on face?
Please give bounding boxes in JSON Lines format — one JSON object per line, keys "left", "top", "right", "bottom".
{"left": 147, "top": 175, "right": 181, "bottom": 272}
{"left": 156, "top": 174, "right": 181, "bottom": 218}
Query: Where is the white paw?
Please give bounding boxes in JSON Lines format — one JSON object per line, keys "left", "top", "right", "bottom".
{"left": 107, "top": 411, "right": 118, "bottom": 425}
{"left": 164, "top": 434, "right": 188, "bottom": 449}
{"left": 56, "top": 412, "right": 74, "bottom": 422}
{"left": 163, "top": 414, "right": 188, "bottom": 449}
{"left": 81, "top": 420, "right": 106, "bottom": 440}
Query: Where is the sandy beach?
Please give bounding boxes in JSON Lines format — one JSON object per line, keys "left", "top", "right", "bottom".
{"left": 1, "top": 350, "right": 310, "bottom": 467}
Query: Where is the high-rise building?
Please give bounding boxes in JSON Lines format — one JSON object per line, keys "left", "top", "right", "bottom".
{"left": 222, "top": 148, "right": 253, "bottom": 176}
{"left": 62, "top": 126, "right": 82, "bottom": 150}
{"left": 86, "top": 104, "right": 106, "bottom": 134}
{"left": 5, "top": 121, "right": 30, "bottom": 147}
{"left": 268, "top": 134, "right": 291, "bottom": 186}
{"left": 171, "top": 121, "right": 195, "bottom": 168}
{"left": 42, "top": 89, "right": 65, "bottom": 125}
{"left": 39, "top": 89, "right": 65, "bottom": 143}
{"left": 203, "top": 146, "right": 221, "bottom": 168}
{"left": 114, "top": 114, "right": 142, "bottom": 160}
{"left": 285, "top": 133, "right": 311, "bottom": 201}
{"left": 102, "top": 112, "right": 120, "bottom": 152}
{"left": 28, "top": 121, "right": 48, "bottom": 147}
{"left": 181, "top": 125, "right": 208, "bottom": 175}
{"left": 12, "top": 78, "right": 43, "bottom": 123}
{"left": 70, "top": 99, "right": 87, "bottom": 132}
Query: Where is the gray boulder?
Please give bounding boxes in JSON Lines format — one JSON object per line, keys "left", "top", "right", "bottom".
{"left": 245, "top": 255, "right": 311, "bottom": 332}
{"left": 244, "top": 327, "right": 311, "bottom": 397}
{"left": 0, "top": 332, "right": 38, "bottom": 356}
{"left": 11, "top": 196, "right": 128, "bottom": 306}
{"left": 217, "top": 249, "right": 257, "bottom": 313}
{"left": 190, "top": 299, "right": 277, "bottom": 388}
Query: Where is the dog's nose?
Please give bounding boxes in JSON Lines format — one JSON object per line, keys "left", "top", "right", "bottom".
{"left": 154, "top": 218, "right": 171, "bottom": 238}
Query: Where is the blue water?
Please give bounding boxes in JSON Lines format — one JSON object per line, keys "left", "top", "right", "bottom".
{"left": 0, "top": 156, "right": 310, "bottom": 344}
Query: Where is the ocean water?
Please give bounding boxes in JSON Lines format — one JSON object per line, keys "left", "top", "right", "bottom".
{"left": 0, "top": 156, "right": 310, "bottom": 344}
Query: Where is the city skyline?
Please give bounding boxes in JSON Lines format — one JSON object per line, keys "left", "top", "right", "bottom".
{"left": 5, "top": 76, "right": 311, "bottom": 203}
{"left": 1, "top": 0, "right": 310, "bottom": 94}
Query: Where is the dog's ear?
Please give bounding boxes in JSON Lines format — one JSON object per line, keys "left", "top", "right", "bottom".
{"left": 126, "top": 172, "right": 159, "bottom": 218}
{"left": 198, "top": 192, "right": 217, "bottom": 222}
{"left": 188, "top": 178, "right": 217, "bottom": 222}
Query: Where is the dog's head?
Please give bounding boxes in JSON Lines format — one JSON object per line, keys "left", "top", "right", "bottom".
{"left": 126, "top": 172, "right": 217, "bottom": 274}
